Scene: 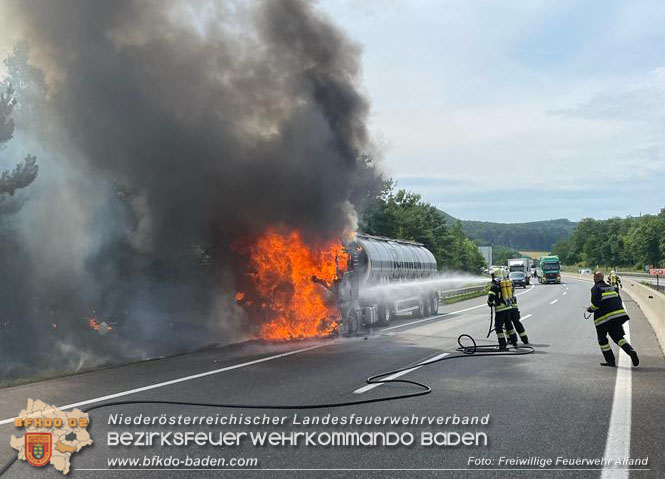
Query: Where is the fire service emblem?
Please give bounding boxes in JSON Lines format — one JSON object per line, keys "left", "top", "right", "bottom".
{"left": 25, "top": 433, "right": 52, "bottom": 467}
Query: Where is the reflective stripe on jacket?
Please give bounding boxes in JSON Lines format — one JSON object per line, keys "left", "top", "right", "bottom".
{"left": 590, "top": 281, "right": 627, "bottom": 326}
{"left": 488, "top": 282, "right": 511, "bottom": 312}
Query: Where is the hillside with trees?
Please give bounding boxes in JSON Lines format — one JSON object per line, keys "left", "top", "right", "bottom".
{"left": 360, "top": 188, "right": 486, "bottom": 273}
{"left": 438, "top": 210, "right": 576, "bottom": 251}
{"left": 552, "top": 210, "right": 665, "bottom": 269}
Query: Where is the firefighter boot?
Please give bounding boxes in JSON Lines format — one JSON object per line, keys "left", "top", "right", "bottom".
{"left": 497, "top": 333, "right": 508, "bottom": 351}
{"left": 618, "top": 339, "right": 639, "bottom": 366}
{"left": 494, "top": 314, "right": 509, "bottom": 350}
{"left": 520, "top": 332, "right": 529, "bottom": 345}
{"left": 599, "top": 342, "right": 616, "bottom": 367}
{"left": 507, "top": 328, "right": 518, "bottom": 347}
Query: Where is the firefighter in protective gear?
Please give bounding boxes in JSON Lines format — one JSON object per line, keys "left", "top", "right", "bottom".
{"left": 587, "top": 271, "right": 639, "bottom": 367}
{"left": 487, "top": 273, "right": 512, "bottom": 350}
{"left": 608, "top": 270, "right": 622, "bottom": 291}
{"left": 505, "top": 296, "right": 529, "bottom": 346}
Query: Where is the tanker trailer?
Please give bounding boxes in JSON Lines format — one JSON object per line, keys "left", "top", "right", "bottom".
{"left": 337, "top": 234, "right": 439, "bottom": 333}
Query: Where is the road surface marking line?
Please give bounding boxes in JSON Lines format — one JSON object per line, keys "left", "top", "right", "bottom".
{"left": 383, "top": 284, "right": 535, "bottom": 331}
{"left": 562, "top": 292, "right": 567, "bottom": 296}
{"left": 419, "top": 352, "right": 450, "bottom": 365}
{"left": 353, "top": 368, "right": 420, "bottom": 394}
{"left": 600, "top": 322, "right": 632, "bottom": 479}
{"left": 0, "top": 345, "right": 324, "bottom": 425}
{"left": 353, "top": 353, "right": 450, "bottom": 394}
{"left": 550, "top": 299, "right": 558, "bottom": 305}
{"left": 520, "top": 314, "right": 533, "bottom": 322}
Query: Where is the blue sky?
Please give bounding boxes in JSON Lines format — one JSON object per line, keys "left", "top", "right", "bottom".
{"left": 318, "top": 0, "right": 665, "bottom": 222}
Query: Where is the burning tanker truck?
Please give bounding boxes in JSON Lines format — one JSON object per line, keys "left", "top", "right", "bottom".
{"left": 235, "top": 230, "right": 439, "bottom": 339}
{"left": 335, "top": 234, "right": 439, "bottom": 334}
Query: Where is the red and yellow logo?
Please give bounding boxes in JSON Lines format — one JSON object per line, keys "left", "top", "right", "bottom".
{"left": 25, "top": 433, "right": 52, "bottom": 467}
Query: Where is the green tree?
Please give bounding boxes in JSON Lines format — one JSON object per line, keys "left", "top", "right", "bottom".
{"left": 2, "top": 42, "right": 48, "bottom": 126}
{"left": 361, "top": 188, "right": 484, "bottom": 272}
{"left": 553, "top": 211, "right": 665, "bottom": 269}
{"left": 626, "top": 216, "right": 664, "bottom": 268}
{"left": 0, "top": 86, "right": 39, "bottom": 209}
{"left": 492, "top": 245, "right": 523, "bottom": 265}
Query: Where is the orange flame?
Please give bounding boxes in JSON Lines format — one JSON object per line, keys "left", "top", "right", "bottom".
{"left": 235, "top": 228, "right": 349, "bottom": 340}
{"left": 87, "top": 317, "right": 113, "bottom": 332}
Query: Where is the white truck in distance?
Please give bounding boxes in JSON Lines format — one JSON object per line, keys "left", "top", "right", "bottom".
{"left": 507, "top": 258, "right": 531, "bottom": 285}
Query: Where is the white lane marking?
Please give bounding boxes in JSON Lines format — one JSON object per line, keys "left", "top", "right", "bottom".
{"left": 562, "top": 292, "right": 567, "bottom": 296}
{"left": 601, "top": 322, "right": 632, "bottom": 479}
{"left": 353, "top": 353, "right": 450, "bottom": 394}
{"left": 520, "top": 314, "right": 533, "bottom": 322}
{"left": 0, "top": 345, "right": 324, "bottom": 425}
{"left": 419, "top": 352, "right": 451, "bottom": 365}
{"left": 353, "top": 368, "right": 419, "bottom": 394}
{"left": 550, "top": 299, "right": 558, "bottom": 305}
{"left": 383, "top": 284, "right": 535, "bottom": 332}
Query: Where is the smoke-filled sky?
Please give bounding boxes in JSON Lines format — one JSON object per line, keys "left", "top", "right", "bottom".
{"left": 3, "top": 1, "right": 664, "bottom": 223}
{"left": 0, "top": 0, "right": 380, "bottom": 377}
{"left": 318, "top": 0, "right": 665, "bottom": 222}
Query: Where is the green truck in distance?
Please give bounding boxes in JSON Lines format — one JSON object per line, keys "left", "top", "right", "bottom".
{"left": 537, "top": 255, "right": 561, "bottom": 284}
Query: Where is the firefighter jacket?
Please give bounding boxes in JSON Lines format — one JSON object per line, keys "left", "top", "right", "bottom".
{"left": 510, "top": 296, "right": 519, "bottom": 310}
{"left": 608, "top": 273, "right": 622, "bottom": 287}
{"left": 488, "top": 281, "right": 510, "bottom": 312}
{"left": 588, "top": 280, "right": 627, "bottom": 327}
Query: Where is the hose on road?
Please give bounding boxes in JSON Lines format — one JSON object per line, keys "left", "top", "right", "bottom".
{"left": 0, "top": 334, "right": 534, "bottom": 476}
{"left": 486, "top": 306, "right": 495, "bottom": 337}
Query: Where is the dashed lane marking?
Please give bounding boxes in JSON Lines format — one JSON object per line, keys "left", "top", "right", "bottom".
{"left": 353, "top": 353, "right": 450, "bottom": 394}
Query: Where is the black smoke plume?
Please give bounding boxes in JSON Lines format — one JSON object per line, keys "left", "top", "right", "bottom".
{"left": 0, "top": 0, "right": 381, "bottom": 381}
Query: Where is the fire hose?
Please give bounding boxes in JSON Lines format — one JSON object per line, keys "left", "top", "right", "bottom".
{"left": 486, "top": 306, "right": 495, "bottom": 338}
{"left": 0, "top": 334, "right": 534, "bottom": 476}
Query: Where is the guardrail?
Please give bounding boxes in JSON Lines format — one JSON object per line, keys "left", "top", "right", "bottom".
{"left": 439, "top": 284, "right": 488, "bottom": 302}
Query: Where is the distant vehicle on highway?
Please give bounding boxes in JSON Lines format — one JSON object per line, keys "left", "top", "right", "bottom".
{"left": 508, "top": 258, "right": 532, "bottom": 284}
{"left": 579, "top": 268, "right": 592, "bottom": 274}
{"left": 509, "top": 271, "right": 527, "bottom": 288}
{"left": 537, "top": 255, "right": 561, "bottom": 284}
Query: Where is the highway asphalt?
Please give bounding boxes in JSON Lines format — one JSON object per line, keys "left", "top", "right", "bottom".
{"left": 0, "top": 278, "right": 663, "bottom": 478}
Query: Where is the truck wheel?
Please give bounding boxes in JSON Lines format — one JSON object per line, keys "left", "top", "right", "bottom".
{"left": 412, "top": 300, "right": 425, "bottom": 318}
{"left": 347, "top": 311, "right": 359, "bottom": 334}
{"left": 377, "top": 304, "right": 392, "bottom": 325}
{"left": 430, "top": 294, "right": 439, "bottom": 315}
{"left": 423, "top": 297, "right": 431, "bottom": 317}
